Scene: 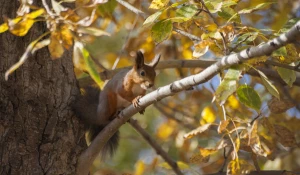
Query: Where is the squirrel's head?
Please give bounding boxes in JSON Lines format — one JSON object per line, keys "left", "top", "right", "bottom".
{"left": 133, "top": 51, "right": 160, "bottom": 90}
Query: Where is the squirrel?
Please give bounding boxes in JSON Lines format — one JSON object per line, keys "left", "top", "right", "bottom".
{"left": 73, "top": 51, "right": 160, "bottom": 158}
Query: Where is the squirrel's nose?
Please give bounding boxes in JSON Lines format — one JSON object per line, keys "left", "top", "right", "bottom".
{"left": 148, "top": 83, "right": 153, "bottom": 88}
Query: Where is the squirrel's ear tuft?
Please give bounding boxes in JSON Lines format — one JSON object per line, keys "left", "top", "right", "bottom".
{"left": 150, "top": 54, "right": 160, "bottom": 68}
{"left": 135, "top": 51, "right": 144, "bottom": 69}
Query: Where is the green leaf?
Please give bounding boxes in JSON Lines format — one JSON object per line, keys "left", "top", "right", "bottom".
{"left": 97, "top": 0, "right": 117, "bottom": 17}
{"left": 272, "top": 46, "right": 287, "bottom": 57}
{"left": 277, "top": 67, "right": 296, "bottom": 87}
{"left": 218, "top": 7, "right": 240, "bottom": 23}
{"left": 280, "top": 18, "right": 300, "bottom": 33}
{"left": 237, "top": 85, "right": 261, "bottom": 110}
{"left": 238, "top": 2, "right": 274, "bottom": 14}
{"left": 82, "top": 47, "right": 104, "bottom": 88}
{"left": 237, "top": 32, "right": 258, "bottom": 43}
{"left": 175, "top": 4, "right": 198, "bottom": 19}
{"left": 151, "top": 19, "right": 172, "bottom": 43}
{"left": 143, "top": 10, "right": 163, "bottom": 27}
{"left": 257, "top": 69, "right": 280, "bottom": 99}
{"left": 215, "top": 68, "right": 241, "bottom": 105}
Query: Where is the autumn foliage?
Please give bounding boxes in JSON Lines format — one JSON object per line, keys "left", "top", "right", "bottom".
{"left": 1, "top": 0, "right": 300, "bottom": 174}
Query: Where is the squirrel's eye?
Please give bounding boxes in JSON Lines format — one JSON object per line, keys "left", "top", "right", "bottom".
{"left": 140, "top": 70, "right": 146, "bottom": 76}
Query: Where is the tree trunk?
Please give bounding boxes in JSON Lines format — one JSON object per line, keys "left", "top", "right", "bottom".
{"left": 0, "top": 1, "right": 86, "bottom": 174}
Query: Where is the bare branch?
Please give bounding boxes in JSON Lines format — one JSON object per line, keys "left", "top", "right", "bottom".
{"left": 129, "top": 119, "right": 184, "bottom": 175}
{"left": 76, "top": 21, "right": 300, "bottom": 175}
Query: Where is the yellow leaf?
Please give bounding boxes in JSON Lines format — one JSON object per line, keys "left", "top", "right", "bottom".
{"left": 149, "top": 0, "right": 170, "bottom": 9}
{"left": 218, "top": 120, "right": 229, "bottom": 133}
{"left": 160, "top": 161, "right": 189, "bottom": 170}
{"left": 134, "top": 160, "right": 145, "bottom": 175}
{"left": 8, "top": 17, "right": 34, "bottom": 36}
{"left": 199, "top": 146, "right": 217, "bottom": 158}
{"left": 177, "top": 161, "right": 189, "bottom": 170}
{"left": 227, "top": 159, "right": 240, "bottom": 175}
{"left": 156, "top": 120, "right": 176, "bottom": 140}
{"left": 60, "top": 25, "right": 73, "bottom": 49}
{"left": 227, "top": 95, "right": 240, "bottom": 109}
{"left": 206, "top": 23, "right": 218, "bottom": 32}
{"left": 48, "top": 32, "right": 65, "bottom": 59}
{"left": 0, "top": 23, "right": 8, "bottom": 33}
{"left": 200, "top": 106, "right": 216, "bottom": 125}
{"left": 184, "top": 123, "right": 212, "bottom": 139}
{"left": 249, "top": 120, "right": 267, "bottom": 157}
{"left": 27, "top": 9, "right": 45, "bottom": 19}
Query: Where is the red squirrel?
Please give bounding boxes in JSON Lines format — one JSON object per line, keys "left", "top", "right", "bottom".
{"left": 74, "top": 51, "right": 160, "bottom": 158}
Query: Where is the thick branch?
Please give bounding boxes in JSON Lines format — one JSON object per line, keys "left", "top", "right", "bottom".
{"left": 129, "top": 119, "right": 184, "bottom": 175}
{"left": 76, "top": 21, "right": 300, "bottom": 175}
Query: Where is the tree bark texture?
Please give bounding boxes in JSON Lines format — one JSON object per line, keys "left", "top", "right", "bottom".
{"left": 0, "top": 1, "right": 86, "bottom": 174}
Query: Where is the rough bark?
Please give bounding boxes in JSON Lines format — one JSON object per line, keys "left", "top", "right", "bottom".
{"left": 0, "top": 1, "right": 86, "bottom": 175}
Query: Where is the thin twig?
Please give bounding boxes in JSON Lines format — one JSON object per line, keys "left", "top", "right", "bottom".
{"left": 219, "top": 32, "right": 229, "bottom": 55}
{"left": 116, "top": 0, "right": 144, "bottom": 17}
{"left": 174, "top": 28, "right": 201, "bottom": 42}
{"left": 229, "top": 35, "right": 251, "bottom": 53}
{"left": 112, "top": 8, "right": 140, "bottom": 70}
{"left": 154, "top": 103, "right": 196, "bottom": 130}
{"left": 42, "top": 0, "right": 55, "bottom": 16}
{"left": 198, "top": 0, "right": 219, "bottom": 26}
{"left": 90, "top": 54, "right": 107, "bottom": 71}
{"left": 129, "top": 119, "right": 184, "bottom": 175}
{"left": 265, "top": 60, "right": 300, "bottom": 72}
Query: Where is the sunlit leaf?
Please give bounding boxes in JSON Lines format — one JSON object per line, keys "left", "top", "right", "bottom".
{"left": 77, "top": 27, "right": 110, "bottom": 36}
{"left": 218, "top": 120, "right": 229, "bottom": 133}
{"left": 277, "top": 67, "right": 296, "bottom": 87}
{"left": 73, "top": 41, "right": 86, "bottom": 70}
{"left": 60, "top": 25, "right": 73, "bottom": 49}
{"left": 237, "top": 32, "right": 258, "bottom": 43}
{"left": 249, "top": 120, "right": 267, "bottom": 157}
{"left": 159, "top": 161, "right": 189, "bottom": 170}
{"left": 82, "top": 47, "right": 104, "bottom": 88}
{"left": 227, "top": 159, "right": 240, "bottom": 175}
{"left": 48, "top": 32, "right": 65, "bottom": 59}
{"left": 268, "top": 97, "right": 295, "bottom": 114}
{"left": 175, "top": 4, "right": 198, "bottom": 20}
{"left": 32, "top": 38, "right": 51, "bottom": 54}
{"left": 149, "top": 0, "right": 170, "bottom": 9}
{"left": 184, "top": 123, "right": 212, "bottom": 139}
{"left": 190, "top": 147, "right": 217, "bottom": 164}
{"left": 27, "top": 9, "right": 45, "bottom": 18}
{"left": 237, "top": 85, "right": 261, "bottom": 110}
{"left": 134, "top": 160, "right": 145, "bottom": 175}
{"left": 215, "top": 68, "right": 241, "bottom": 105}
{"left": 256, "top": 69, "right": 280, "bottom": 99}
{"left": 274, "top": 124, "right": 298, "bottom": 147}
{"left": 238, "top": 2, "right": 273, "bottom": 14}
{"left": 151, "top": 19, "right": 172, "bottom": 43}
{"left": 97, "top": 0, "right": 117, "bottom": 17}
{"left": 52, "top": 0, "right": 66, "bottom": 14}
{"left": 143, "top": 10, "right": 163, "bottom": 27}
{"left": 0, "top": 23, "right": 8, "bottom": 33}
{"left": 193, "top": 40, "right": 214, "bottom": 58}
{"left": 156, "top": 120, "right": 176, "bottom": 140}
{"left": 200, "top": 106, "right": 216, "bottom": 125}
{"left": 8, "top": 17, "right": 34, "bottom": 36}
{"left": 5, "top": 35, "right": 46, "bottom": 80}
{"left": 218, "top": 7, "right": 240, "bottom": 23}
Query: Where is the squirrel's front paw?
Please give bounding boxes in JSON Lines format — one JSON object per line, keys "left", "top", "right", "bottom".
{"left": 132, "top": 95, "right": 142, "bottom": 108}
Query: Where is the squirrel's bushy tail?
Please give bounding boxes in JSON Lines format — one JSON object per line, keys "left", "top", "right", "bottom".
{"left": 73, "top": 86, "right": 119, "bottom": 158}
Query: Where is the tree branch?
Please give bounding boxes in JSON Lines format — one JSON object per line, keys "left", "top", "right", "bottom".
{"left": 129, "top": 119, "right": 184, "bottom": 175}
{"left": 76, "top": 21, "right": 300, "bottom": 175}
